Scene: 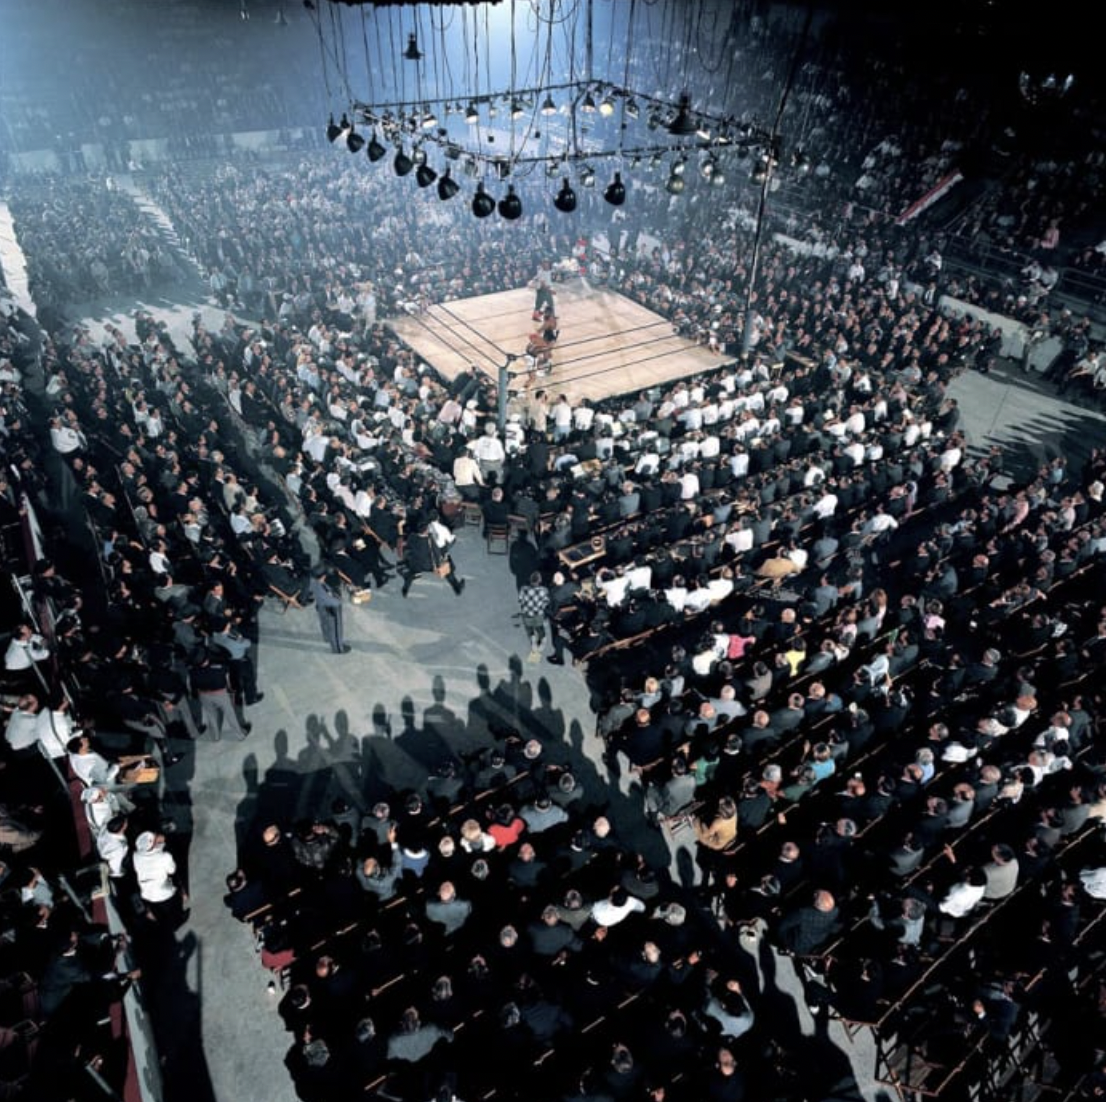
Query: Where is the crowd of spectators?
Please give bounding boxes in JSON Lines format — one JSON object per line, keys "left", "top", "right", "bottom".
{"left": 6, "top": 177, "right": 182, "bottom": 326}
{"left": 0, "top": 4, "right": 1104, "bottom": 1098}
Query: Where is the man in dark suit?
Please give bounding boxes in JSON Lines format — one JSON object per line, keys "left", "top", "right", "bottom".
{"left": 309, "top": 567, "right": 350, "bottom": 654}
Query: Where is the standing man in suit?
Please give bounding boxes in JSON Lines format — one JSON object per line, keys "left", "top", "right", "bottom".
{"left": 310, "top": 567, "right": 351, "bottom": 654}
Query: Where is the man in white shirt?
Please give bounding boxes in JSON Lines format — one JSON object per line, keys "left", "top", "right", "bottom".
{"left": 469, "top": 423, "right": 506, "bottom": 480}
{"left": 3, "top": 694, "right": 41, "bottom": 753}
{"left": 4, "top": 625, "right": 49, "bottom": 673}
{"left": 591, "top": 886, "right": 646, "bottom": 928}
{"left": 938, "top": 866, "right": 988, "bottom": 918}
{"left": 133, "top": 832, "right": 182, "bottom": 923}
{"left": 35, "top": 702, "right": 73, "bottom": 759}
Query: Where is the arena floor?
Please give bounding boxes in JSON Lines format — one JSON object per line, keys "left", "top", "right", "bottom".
{"left": 388, "top": 277, "right": 727, "bottom": 404}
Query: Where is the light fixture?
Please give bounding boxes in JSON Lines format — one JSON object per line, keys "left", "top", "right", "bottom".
{"left": 792, "top": 149, "right": 811, "bottom": 176}
{"left": 472, "top": 183, "right": 495, "bottom": 218}
{"left": 710, "top": 165, "right": 726, "bottom": 187}
{"left": 540, "top": 94, "right": 557, "bottom": 116}
{"left": 415, "top": 162, "right": 438, "bottom": 188}
{"left": 554, "top": 178, "right": 577, "bottom": 213}
{"left": 671, "top": 156, "right": 687, "bottom": 177}
{"left": 366, "top": 132, "right": 387, "bottom": 162}
{"left": 487, "top": 103, "right": 498, "bottom": 119}
{"left": 421, "top": 108, "right": 438, "bottom": 130}
{"left": 498, "top": 185, "right": 522, "bottom": 220}
{"left": 696, "top": 120, "right": 712, "bottom": 141}
{"left": 649, "top": 152, "right": 663, "bottom": 168}
{"left": 624, "top": 98, "right": 639, "bottom": 119}
{"left": 346, "top": 126, "right": 365, "bottom": 154}
{"left": 545, "top": 159, "right": 562, "bottom": 178}
{"left": 581, "top": 90, "right": 597, "bottom": 113}
{"left": 465, "top": 102, "right": 479, "bottom": 124}
{"left": 668, "top": 93, "right": 697, "bottom": 136}
{"left": 580, "top": 165, "right": 596, "bottom": 188}
{"left": 393, "top": 147, "right": 414, "bottom": 176}
{"left": 404, "top": 33, "right": 422, "bottom": 61}
{"left": 511, "top": 99, "right": 525, "bottom": 119}
{"left": 437, "top": 170, "right": 460, "bottom": 201}
{"left": 333, "top": 113, "right": 352, "bottom": 142}
{"left": 603, "top": 172, "right": 626, "bottom": 206}
{"left": 751, "top": 155, "right": 770, "bottom": 184}
{"left": 413, "top": 148, "right": 427, "bottom": 166}
{"left": 599, "top": 94, "right": 616, "bottom": 117}
{"left": 326, "top": 115, "right": 342, "bottom": 143}
{"left": 494, "top": 159, "right": 511, "bottom": 180}
{"left": 700, "top": 155, "right": 716, "bottom": 180}
{"left": 666, "top": 171, "right": 685, "bottom": 195}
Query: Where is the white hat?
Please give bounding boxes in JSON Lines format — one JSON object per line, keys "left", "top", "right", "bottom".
{"left": 136, "top": 831, "right": 157, "bottom": 853}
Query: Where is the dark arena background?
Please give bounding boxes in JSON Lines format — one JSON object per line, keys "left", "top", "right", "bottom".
{"left": 0, "top": 2, "right": 1104, "bottom": 1102}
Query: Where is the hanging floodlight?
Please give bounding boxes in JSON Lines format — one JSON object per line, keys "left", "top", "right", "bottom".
{"left": 671, "top": 156, "right": 687, "bottom": 177}
{"left": 421, "top": 108, "right": 438, "bottom": 130}
{"left": 346, "top": 125, "right": 365, "bottom": 154}
{"left": 581, "top": 90, "right": 597, "bottom": 113}
{"left": 599, "top": 93, "right": 616, "bottom": 117}
{"left": 668, "top": 93, "right": 697, "bottom": 136}
{"left": 710, "top": 164, "right": 726, "bottom": 187}
{"left": 471, "top": 183, "right": 495, "bottom": 218}
{"left": 326, "top": 115, "right": 342, "bottom": 143}
{"left": 696, "top": 120, "right": 712, "bottom": 141}
{"left": 603, "top": 172, "right": 626, "bottom": 206}
{"left": 540, "top": 94, "right": 557, "bottom": 116}
{"left": 498, "top": 185, "right": 522, "bottom": 220}
{"left": 666, "top": 170, "right": 685, "bottom": 195}
{"left": 415, "top": 162, "right": 438, "bottom": 188}
{"left": 404, "top": 33, "right": 422, "bottom": 61}
{"left": 366, "top": 132, "right": 387, "bottom": 162}
{"left": 553, "top": 178, "right": 577, "bottom": 213}
{"left": 511, "top": 99, "right": 525, "bottom": 119}
{"left": 700, "top": 155, "right": 717, "bottom": 180}
{"left": 437, "top": 169, "right": 460, "bottom": 201}
{"left": 393, "top": 147, "right": 414, "bottom": 176}
{"left": 331, "top": 114, "right": 352, "bottom": 144}
{"left": 464, "top": 102, "right": 479, "bottom": 124}
{"left": 624, "top": 98, "right": 640, "bottom": 119}
{"left": 545, "top": 159, "right": 562, "bottom": 178}
{"left": 580, "top": 165, "right": 596, "bottom": 188}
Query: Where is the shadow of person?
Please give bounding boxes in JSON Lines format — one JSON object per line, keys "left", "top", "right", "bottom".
{"left": 424, "top": 673, "right": 465, "bottom": 749}
{"left": 464, "top": 663, "right": 499, "bottom": 743}
{"left": 139, "top": 930, "right": 217, "bottom": 1102}
{"left": 493, "top": 653, "right": 533, "bottom": 723}
{"left": 370, "top": 702, "right": 392, "bottom": 739}
{"left": 530, "top": 675, "right": 566, "bottom": 745}
{"left": 234, "top": 752, "right": 260, "bottom": 852}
